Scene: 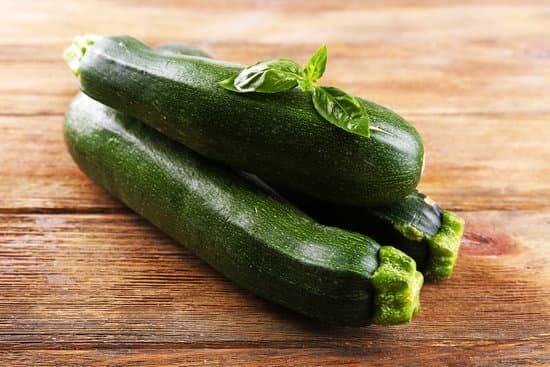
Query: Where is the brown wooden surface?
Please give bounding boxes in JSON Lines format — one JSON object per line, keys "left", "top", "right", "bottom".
{"left": 1, "top": 1, "right": 549, "bottom": 365}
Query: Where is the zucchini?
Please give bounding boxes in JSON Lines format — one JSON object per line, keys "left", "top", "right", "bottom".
{"left": 280, "top": 189, "right": 464, "bottom": 277}
{"left": 64, "top": 92, "right": 423, "bottom": 326}
{"left": 155, "top": 43, "right": 213, "bottom": 58}
{"left": 154, "top": 43, "right": 464, "bottom": 278}
{"left": 63, "top": 35, "right": 424, "bottom": 207}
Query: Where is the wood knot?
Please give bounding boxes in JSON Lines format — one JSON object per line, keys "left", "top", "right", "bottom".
{"left": 461, "top": 225, "right": 518, "bottom": 257}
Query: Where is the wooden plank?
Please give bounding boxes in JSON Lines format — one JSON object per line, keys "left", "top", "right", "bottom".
{"left": 0, "top": 212, "right": 548, "bottom": 352}
{"left": 0, "top": 115, "right": 121, "bottom": 212}
{"left": 1, "top": 43, "right": 548, "bottom": 116}
{"left": 3, "top": 343, "right": 549, "bottom": 367}
{"left": 414, "top": 112, "right": 550, "bottom": 210}
{"left": 0, "top": 1, "right": 549, "bottom": 115}
{"left": 1, "top": 113, "right": 549, "bottom": 212}
{"left": 1, "top": 0, "right": 549, "bottom": 365}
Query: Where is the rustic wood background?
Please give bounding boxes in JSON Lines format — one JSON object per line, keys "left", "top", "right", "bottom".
{"left": 1, "top": 0, "right": 549, "bottom": 365}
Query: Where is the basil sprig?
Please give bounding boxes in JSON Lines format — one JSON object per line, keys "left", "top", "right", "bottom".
{"left": 219, "top": 59, "right": 304, "bottom": 93}
{"left": 312, "top": 86, "right": 371, "bottom": 138}
{"left": 304, "top": 44, "right": 327, "bottom": 85}
{"left": 219, "top": 45, "right": 372, "bottom": 138}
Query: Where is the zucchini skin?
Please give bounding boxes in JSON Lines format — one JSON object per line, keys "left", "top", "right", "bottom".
{"left": 72, "top": 35, "right": 424, "bottom": 207}
{"left": 279, "top": 189, "right": 464, "bottom": 277}
{"left": 64, "top": 92, "right": 419, "bottom": 326}
{"left": 147, "top": 43, "right": 463, "bottom": 277}
{"left": 155, "top": 43, "right": 213, "bottom": 58}
{"left": 282, "top": 190, "right": 438, "bottom": 267}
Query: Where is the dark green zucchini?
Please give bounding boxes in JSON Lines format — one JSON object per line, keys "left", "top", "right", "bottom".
{"left": 154, "top": 43, "right": 464, "bottom": 278}
{"left": 63, "top": 34, "right": 424, "bottom": 207}
{"left": 64, "top": 92, "right": 423, "bottom": 326}
{"left": 155, "top": 43, "right": 213, "bottom": 58}
{"left": 278, "top": 189, "right": 464, "bottom": 277}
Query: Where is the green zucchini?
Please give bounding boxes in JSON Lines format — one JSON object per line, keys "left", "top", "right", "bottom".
{"left": 64, "top": 92, "right": 423, "bottom": 326}
{"left": 63, "top": 34, "right": 424, "bottom": 207}
{"left": 154, "top": 43, "right": 464, "bottom": 278}
{"left": 155, "top": 43, "right": 213, "bottom": 58}
{"left": 279, "top": 189, "right": 464, "bottom": 277}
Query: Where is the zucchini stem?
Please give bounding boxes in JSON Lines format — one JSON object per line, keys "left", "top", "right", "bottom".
{"left": 371, "top": 246, "right": 423, "bottom": 325}
{"left": 425, "top": 211, "right": 465, "bottom": 277}
{"left": 63, "top": 34, "right": 100, "bottom": 76}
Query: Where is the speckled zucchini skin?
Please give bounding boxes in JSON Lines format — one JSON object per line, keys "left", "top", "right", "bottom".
{"left": 147, "top": 43, "right": 462, "bottom": 278}
{"left": 284, "top": 190, "right": 441, "bottom": 266}
{"left": 154, "top": 43, "right": 213, "bottom": 58}
{"left": 65, "top": 93, "right": 389, "bottom": 326}
{"left": 280, "top": 189, "right": 464, "bottom": 277}
{"left": 73, "top": 35, "right": 424, "bottom": 207}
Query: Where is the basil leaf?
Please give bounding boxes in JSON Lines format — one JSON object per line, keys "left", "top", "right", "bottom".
{"left": 219, "top": 59, "right": 304, "bottom": 93}
{"left": 297, "top": 78, "right": 314, "bottom": 92}
{"left": 312, "top": 86, "right": 371, "bottom": 138}
{"left": 218, "top": 74, "right": 240, "bottom": 92}
{"left": 218, "top": 46, "right": 373, "bottom": 138}
{"left": 304, "top": 44, "right": 327, "bottom": 83}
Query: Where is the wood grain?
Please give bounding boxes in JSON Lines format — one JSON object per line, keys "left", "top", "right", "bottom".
{"left": 1, "top": 0, "right": 549, "bottom": 365}
{"left": 3, "top": 343, "right": 549, "bottom": 367}
{"left": 2, "top": 113, "right": 549, "bottom": 212}
{"left": 0, "top": 211, "right": 549, "bottom": 364}
{"left": 1, "top": 1, "right": 550, "bottom": 116}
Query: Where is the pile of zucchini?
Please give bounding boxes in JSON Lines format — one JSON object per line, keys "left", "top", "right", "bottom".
{"left": 63, "top": 35, "right": 464, "bottom": 327}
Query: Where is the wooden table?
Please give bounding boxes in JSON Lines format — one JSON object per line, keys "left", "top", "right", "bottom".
{"left": 2, "top": 1, "right": 549, "bottom": 365}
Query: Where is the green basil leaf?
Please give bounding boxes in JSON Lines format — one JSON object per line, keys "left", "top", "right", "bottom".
{"left": 312, "top": 86, "right": 371, "bottom": 138}
{"left": 304, "top": 44, "right": 327, "bottom": 83}
{"left": 220, "top": 59, "right": 304, "bottom": 93}
{"left": 297, "top": 78, "right": 315, "bottom": 92}
{"left": 218, "top": 74, "right": 240, "bottom": 92}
